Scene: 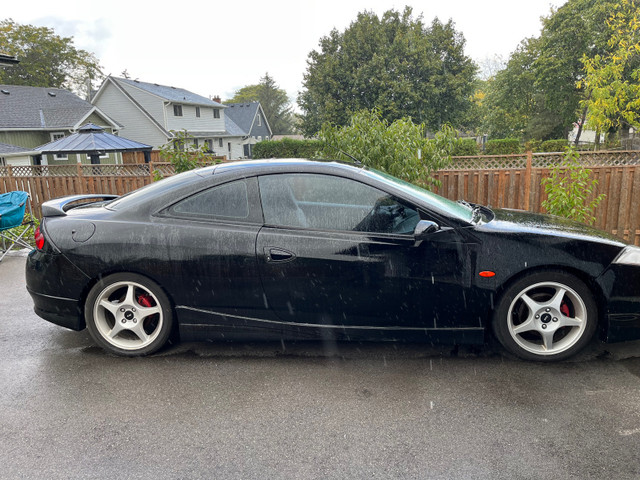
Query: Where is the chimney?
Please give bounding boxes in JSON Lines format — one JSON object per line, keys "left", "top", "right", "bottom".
{"left": 212, "top": 95, "right": 221, "bottom": 104}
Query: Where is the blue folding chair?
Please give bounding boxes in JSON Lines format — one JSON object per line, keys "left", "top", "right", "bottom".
{"left": 0, "top": 191, "right": 35, "bottom": 262}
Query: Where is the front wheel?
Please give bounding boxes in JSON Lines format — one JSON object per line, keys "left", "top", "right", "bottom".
{"left": 85, "top": 273, "right": 174, "bottom": 356}
{"left": 492, "top": 271, "right": 598, "bottom": 361}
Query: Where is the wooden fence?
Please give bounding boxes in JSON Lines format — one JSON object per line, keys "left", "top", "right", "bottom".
{"left": 433, "top": 150, "right": 640, "bottom": 245}
{"left": 2, "top": 150, "right": 640, "bottom": 245}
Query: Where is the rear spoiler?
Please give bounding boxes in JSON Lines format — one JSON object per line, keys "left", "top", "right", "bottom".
{"left": 41, "top": 194, "right": 119, "bottom": 217}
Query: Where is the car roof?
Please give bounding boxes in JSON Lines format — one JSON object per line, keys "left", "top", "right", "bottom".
{"left": 211, "top": 158, "right": 361, "bottom": 176}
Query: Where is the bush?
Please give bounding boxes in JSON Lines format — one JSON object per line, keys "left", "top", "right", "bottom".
{"left": 485, "top": 138, "right": 522, "bottom": 155}
{"left": 451, "top": 138, "right": 480, "bottom": 156}
{"left": 253, "top": 138, "right": 322, "bottom": 159}
{"left": 541, "top": 147, "right": 605, "bottom": 225}
{"left": 539, "top": 139, "right": 569, "bottom": 152}
{"left": 317, "top": 109, "right": 455, "bottom": 189}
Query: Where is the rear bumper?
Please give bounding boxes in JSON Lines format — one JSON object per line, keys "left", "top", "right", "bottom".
{"left": 25, "top": 249, "right": 88, "bottom": 331}
{"left": 27, "top": 288, "right": 83, "bottom": 330}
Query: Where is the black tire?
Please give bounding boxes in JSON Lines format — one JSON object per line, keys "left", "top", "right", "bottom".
{"left": 85, "top": 273, "right": 174, "bottom": 356}
{"left": 492, "top": 271, "right": 598, "bottom": 361}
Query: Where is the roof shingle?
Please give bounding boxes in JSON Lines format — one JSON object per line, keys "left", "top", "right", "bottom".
{"left": 0, "top": 85, "right": 95, "bottom": 129}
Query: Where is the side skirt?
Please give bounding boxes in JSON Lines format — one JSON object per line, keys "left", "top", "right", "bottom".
{"left": 176, "top": 306, "right": 485, "bottom": 344}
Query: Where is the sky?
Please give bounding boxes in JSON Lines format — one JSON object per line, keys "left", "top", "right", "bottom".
{"left": 4, "top": 0, "right": 565, "bottom": 105}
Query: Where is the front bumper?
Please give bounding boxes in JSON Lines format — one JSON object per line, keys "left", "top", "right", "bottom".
{"left": 598, "top": 264, "right": 640, "bottom": 343}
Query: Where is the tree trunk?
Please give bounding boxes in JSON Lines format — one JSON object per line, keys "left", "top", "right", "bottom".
{"left": 574, "top": 105, "right": 589, "bottom": 146}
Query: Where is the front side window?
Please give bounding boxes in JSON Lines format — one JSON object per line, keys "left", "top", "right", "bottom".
{"left": 258, "top": 174, "right": 420, "bottom": 234}
{"left": 169, "top": 180, "right": 250, "bottom": 220}
{"left": 213, "top": 109, "right": 220, "bottom": 119}
{"left": 173, "top": 104, "right": 183, "bottom": 116}
{"left": 196, "top": 106, "right": 201, "bottom": 117}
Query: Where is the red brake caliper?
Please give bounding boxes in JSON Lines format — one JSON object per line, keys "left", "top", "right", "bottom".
{"left": 137, "top": 294, "right": 154, "bottom": 308}
{"left": 560, "top": 302, "right": 571, "bottom": 317}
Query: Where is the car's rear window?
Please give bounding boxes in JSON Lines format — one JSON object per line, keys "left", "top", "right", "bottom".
{"left": 106, "top": 170, "right": 204, "bottom": 211}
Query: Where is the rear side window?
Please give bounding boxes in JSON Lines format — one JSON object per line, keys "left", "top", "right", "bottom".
{"left": 169, "top": 180, "right": 250, "bottom": 220}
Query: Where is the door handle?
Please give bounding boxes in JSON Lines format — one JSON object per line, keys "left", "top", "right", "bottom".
{"left": 266, "top": 247, "right": 296, "bottom": 263}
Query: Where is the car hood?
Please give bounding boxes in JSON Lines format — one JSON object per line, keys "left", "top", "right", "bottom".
{"left": 478, "top": 208, "right": 626, "bottom": 247}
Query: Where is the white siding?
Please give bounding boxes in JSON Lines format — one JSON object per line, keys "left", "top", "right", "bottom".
{"left": 4, "top": 155, "right": 31, "bottom": 166}
{"left": 93, "top": 82, "right": 168, "bottom": 148}
{"left": 225, "top": 137, "right": 245, "bottom": 160}
{"left": 165, "top": 104, "right": 225, "bottom": 132}
{"left": 117, "top": 82, "right": 166, "bottom": 125}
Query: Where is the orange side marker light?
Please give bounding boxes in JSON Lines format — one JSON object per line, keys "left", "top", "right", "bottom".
{"left": 479, "top": 271, "right": 496, "bottom": 278}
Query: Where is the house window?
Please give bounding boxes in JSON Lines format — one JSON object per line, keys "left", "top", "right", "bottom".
{"left": 218, "top": 138, "right": 223, "bottom": 148}
{"left": 257, "top": 114, "right": 262, "bottom": 126}
{"left": 173, "top": 104, "right": 183, "bottom": 116}
{"left": 196, "top": 106, "right": 201, "bottom": 118}
{"left": 51, "top": 132, "right": 67, "bottom": 159}
{"left": 194, "top": 139, "right": 199, "bottom": 148}
{"left": 213, "top": 109, "right": 220, "bottom": 119}
{"left": 205, "top": 139, "right": 213, "bottom": 152}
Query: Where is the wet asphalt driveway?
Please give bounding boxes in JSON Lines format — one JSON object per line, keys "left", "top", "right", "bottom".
{"left": 2, "top": 252, "right": 640, "bottom": 479}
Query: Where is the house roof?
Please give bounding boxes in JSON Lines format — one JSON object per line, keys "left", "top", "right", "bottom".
{"left": 224, "top": 115, "right": 247, "bottom": 137}
{"left": 224, "top": 102, "right": 260, "bottom": 134}
{"left": 36, "top": 123, "right": 152, "bottom": 154}
{"left": 0, "top": 141, "right": 34, "bottom": 155}
{"left": 114, "top": 77, "right": 225, "bottom": 108}
{"left": 0, "top": 85, "right": 119, "bottom": 130}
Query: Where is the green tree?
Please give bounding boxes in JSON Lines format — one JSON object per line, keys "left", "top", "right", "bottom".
{"left": 482, "top": 39, "right": 538, "bottom": 139}
{"left": 317, "top": 109, "right": 455, "bottom": 189}
{"left": 226, "top": 73, "right": 295, "bottom": 134}
{"left": 580, "top": 0, "right": 640, "bottom": 141}
{"left": 482, "top": 0, "right": 617, "bottom": 141}
{"left": 298, "top": 7, "right": 476, "bottom": 136}
{"left": 0, "top": 19, "right": 102, "bottom": 96}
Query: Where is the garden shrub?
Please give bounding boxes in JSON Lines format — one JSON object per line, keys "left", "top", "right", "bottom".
{"left": 539, "top": 139, "right": 569, "bottom": 152}
{"left": 484, "top": 138, "right": 522, "bottom": 155}
{"left": 451, "top": 138, "right": 480, "bottom": 156}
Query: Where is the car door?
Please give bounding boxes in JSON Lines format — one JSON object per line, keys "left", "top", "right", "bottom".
{"left": 155, "top": 177, "right": 269, "bottom": 321}
{"left": 256, "top": 173, "right": 475, "bottom": 330}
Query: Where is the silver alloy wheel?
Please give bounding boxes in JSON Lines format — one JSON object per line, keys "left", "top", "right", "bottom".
{"left": 92, "top": 280, "right": 164, "bottom": 351}
{"left": 507, "top": 281, "right": 587, "bottom": 356}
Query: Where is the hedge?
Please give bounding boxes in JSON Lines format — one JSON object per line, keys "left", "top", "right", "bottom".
{"left": 452, "top": 138, "right": 480, "bottom": 156}
{"left": 253, "top": 138, "right": 322, "bottom": 159}
{"left": 484, "top": 138, "right": 522, "bottom": 155}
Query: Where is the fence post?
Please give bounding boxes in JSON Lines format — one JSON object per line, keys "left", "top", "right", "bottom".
{"left": 149, "top": 161, "right": 154, "bottom": 183}
{"left": 524, "top": 150, "right": 532, "bottom": 211}
{"left": 7, "top": 164, "right": 16, "bottom": 192}
{"left": 76, "top": 162, "right": 85, "bottom": 194}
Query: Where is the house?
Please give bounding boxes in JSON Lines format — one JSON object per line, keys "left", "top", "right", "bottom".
{"left": 0, "top": 85, "right": 121, "bottom": 165}
{"left": 0, "top": 142, "right": 34, "bottom": 166}
{"left": 91, "top": 76, "right": 248, "bottom": 159}
{"left": 223, "top": 102, "right": 272, "bottom": 158}
{"left": 0, "top": 54, "right": 19, "bottom": 67}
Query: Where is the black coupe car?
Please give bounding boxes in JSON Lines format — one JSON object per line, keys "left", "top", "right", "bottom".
{"left": 26, "top": 159, "right": 640, "bottom": 360}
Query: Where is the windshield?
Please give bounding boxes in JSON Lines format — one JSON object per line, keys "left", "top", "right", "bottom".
{"left": 360, "top": 167, "right": 476, "bottom": 223}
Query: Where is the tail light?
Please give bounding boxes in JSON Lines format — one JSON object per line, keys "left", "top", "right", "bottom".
{"left": 35, "top": 227, "right": 45, "bottom": 250}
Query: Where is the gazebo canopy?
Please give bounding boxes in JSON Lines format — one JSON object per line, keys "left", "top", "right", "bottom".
{"left": 36, "top": 123, "right": 152, "bottom": 155}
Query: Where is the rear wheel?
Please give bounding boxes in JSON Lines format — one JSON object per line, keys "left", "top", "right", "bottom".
{"left": 492, "top": 271, "right": 598, "bottom": 361}
{"left": 85, "top": 273, "right": 173, "bottom": 356}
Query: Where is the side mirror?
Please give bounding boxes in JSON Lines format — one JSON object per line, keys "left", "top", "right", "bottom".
{"left": 414, "top": 220, "right": 439, "bottom": 239}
